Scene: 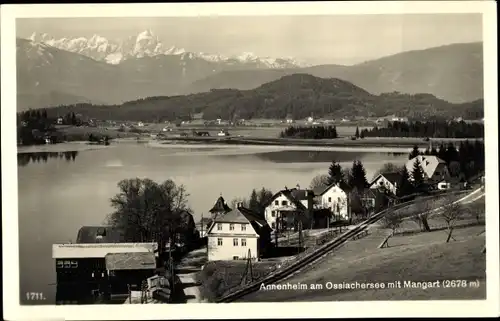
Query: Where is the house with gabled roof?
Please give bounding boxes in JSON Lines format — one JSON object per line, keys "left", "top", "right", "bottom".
{"left": 313, "top": 181, "right": 351, "bottom": 221}
{"left": 263, "top": 185, "right": 315, "bottom": 232}
{"left": 405, "top": 155, "right": 450, "bottom": 185}
{"left": 206, "top": 202, "right": 272, "bottom": 261}
{"left": 369, "top": 172, "right": 402, "bottom": 195}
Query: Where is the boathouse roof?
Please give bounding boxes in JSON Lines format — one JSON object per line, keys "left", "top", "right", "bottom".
{"left": 105, "top": 252, "right": 156, "bottom": 271}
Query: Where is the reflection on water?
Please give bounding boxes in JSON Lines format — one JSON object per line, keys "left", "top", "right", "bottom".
{"left": 18, "top": 151, "right": 78, "bottom": 166}
{"left": 235, "top": 150, "right": 407, "bottom": 163}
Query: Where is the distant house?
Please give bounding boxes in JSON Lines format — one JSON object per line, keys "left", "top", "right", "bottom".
{"left": 217, "top": 129, "right": 230, "bottom": 137}
{"left": 137, "top": 122, "right": 144, "bottom": 127}
{"left": 285, "top": 114, "right": 294, "bottom": 124}
{"left": 405, "top": 155, "right": 450, "bottom": 185}
{"left": 369, "top": 172, "right": 402, "bottom": 195}
{"left": 206, "top": 203, "right": 272, "bottom": 261}
{"left": 197, "top": 217, "right": 214, "bottom": 238}
{"left": 57, "top": 117, "right": 64, "bottom": 125}
{"left": 312, "top": 182, "right": 351, "bottom": 220}
{"left": 263, "top": 186, "right": 315, "bottom": 231}
{"left": 306, "top": 116, "right": 314, "bottom": 123}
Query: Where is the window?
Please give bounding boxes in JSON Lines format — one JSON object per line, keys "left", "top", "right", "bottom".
{"left": 271, "top": 211, "right": 276, "bottom": 217}
{"left": 281, "top": 200, "right": 288, "bottom": 206}
{"left": 233, "top": 238, "right": 238, "bottom": 246}
{"left": 56, "top": 260, "right": 64, "bottom": 268}
{"left": 241, "top": 224, "right": 246, "bottom": 231}
{"left": 328, "top": 197, "right": 332, "bottom": 202}
{"left": 217, "top": 238, "right": 223, "bottom": 246}
{"left": 64, "top": 260, "right": 71, "bottom": 268}
{"left": 229, "top": 224, "right": 235, "bottom": 231}
{"left": 271, "top": 222, "right": 276, "bottom": 229}
{"left": 274, "top": 200, "right": 279, "bottom": 205}
{"left": 241, "top": 238, "right": 247, "bottom": 246}
{"left": 217, "top": 223, "right": 222, "bottom": 231}
{"left": 71, "top": 261, "right": 78, "bottom": 268}
{"left": 233, "top": 256, "right": 239, "bottom": 260}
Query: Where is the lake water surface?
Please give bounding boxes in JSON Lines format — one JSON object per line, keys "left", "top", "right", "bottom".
{"left": 17, "top": 142, "right": 409, "bottom": 304}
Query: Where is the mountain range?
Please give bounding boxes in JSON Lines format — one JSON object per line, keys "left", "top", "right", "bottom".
{"left": 16, "top": 31, "right": 484, "bottom": 111}
{"left": 42, "top": 74, "right": 484, "bottom": 122}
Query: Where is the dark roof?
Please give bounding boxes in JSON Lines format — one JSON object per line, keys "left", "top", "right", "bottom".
{"left": 209, "top": 206, "right": 271, "bottom": 236}
{"left": 76, "top": 226, "right": 124, "bottom": 243}
{"left": 105, "top": 252, "right": 156, "bottom": 271}
{"left": 370, "top": 172, "right": 403, "bottom": 187}
{"left": 289, "top": 189, "right": 311, "bottom": 201}
{"left": 314, "top": 181, "right": 352, "bottom": 196}
{"left": 209, "top": 196, "right": 232, "bottom": 213}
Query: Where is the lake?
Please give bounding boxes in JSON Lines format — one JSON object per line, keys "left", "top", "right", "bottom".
{"left": 17, "top": 141, "right": 410, "bottom": 304}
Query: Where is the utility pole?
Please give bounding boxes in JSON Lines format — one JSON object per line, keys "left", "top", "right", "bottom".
{"left": 298, "top": 220, "right": 303, "bottom": 254}
{"left": 274, "top": 213, "right": 279, "bottom": 246}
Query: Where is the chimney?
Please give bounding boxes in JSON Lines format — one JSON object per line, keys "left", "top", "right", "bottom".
{"left": 296, "top": 184, "right": 301, "bottom": 190}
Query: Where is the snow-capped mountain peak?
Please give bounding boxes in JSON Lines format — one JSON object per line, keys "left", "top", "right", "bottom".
{"left": 24, "top": 30, "right": 307, "bottom": 68}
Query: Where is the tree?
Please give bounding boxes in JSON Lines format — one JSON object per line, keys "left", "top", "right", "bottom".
{"left": 409, "top": 145, "right": 420, "bottom": 159}
{"left": 378, "top": 211, "right": 403, "bottom": 248}
{"left": 355, "top": 126, "right": 360, "bottom": 138}
{"left": 230, "top": 197, "right": 248, "bottom": 209}
{"left": 106, "top": 178, "right": 192, "bottom": 253}
{"left": 374, "top": 163, "right": 402, "bottom": 176}
{"left": 411, "top": 158, "right": 426, "bottom": 193}
{"left": 257, "top": 187, "right": 273, "bottom": 209}
{"left": 248, "top": 189, "right": 260, "bottom": 213}
{"left": 438, "top": 196, "right": 465, "bottom": 243}
{"left": 327, "top": 160, "right": 344, "bottom": 185}
{"left": 350, "top": 160, "right": 368, "bottom": 190}
{"left": 309, "top": 174, "right": 330, "bottom": 190}
{"left": 397, "top": 166, "right": 414, "bottom": 199}
{"left": 448, "top": 161, "right": 462, "bottom": 178}
{"left": 412, "top": 199, "right": 433, "bottom": 232}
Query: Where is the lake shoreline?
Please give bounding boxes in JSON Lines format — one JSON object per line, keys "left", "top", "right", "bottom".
{"left": 155, "top": 136, "right": 481, "bottom": 149}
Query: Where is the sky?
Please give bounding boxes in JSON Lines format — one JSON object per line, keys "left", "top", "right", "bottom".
{"left": 16, "top": 14, "right": 483, "bottom": 65}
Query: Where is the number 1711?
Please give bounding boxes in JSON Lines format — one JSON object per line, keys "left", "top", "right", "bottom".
{"left": 26, "top": 292, "right": 46, "bottom": 300}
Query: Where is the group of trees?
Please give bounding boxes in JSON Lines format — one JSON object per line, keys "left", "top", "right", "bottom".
{"left": 230, "top": 187, "right": 274, "bottom": 214}
{"left": 17, "top": 109, "right": 83, "bottom": 146}
{"left": 106, "top": 178, "right": 198, "bottom": 258}
{"left": 409, "top": 140, "right": 485, "bottom": 180}
{"left": 279, "top": 125, "right": 338, "bottom": 139}
{"left": 17, "top": 109, "right": 55, "bottom": 145}
{"left": 360, "top": 120, "right": 484, "bottom": 139}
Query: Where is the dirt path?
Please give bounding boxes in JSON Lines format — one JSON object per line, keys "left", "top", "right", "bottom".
{"left": 174, "top": 247, "right": 208, "bottom": 303}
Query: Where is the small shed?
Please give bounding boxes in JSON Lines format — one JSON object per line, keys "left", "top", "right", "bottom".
{"left": 105, "top": 252, "right": 157, "bottom": 293}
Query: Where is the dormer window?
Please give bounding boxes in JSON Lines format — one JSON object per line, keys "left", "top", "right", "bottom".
{"left": 281, "top": 200, "right": 288, "bottom": 206}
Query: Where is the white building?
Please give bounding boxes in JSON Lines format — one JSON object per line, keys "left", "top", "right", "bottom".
{"left": 263, "top": 187, "right": 314, "bottom": 231}
{"left": 405, "top": 155, "right": 450, "bottom": 184}
{"left": 369, "top": 172, "right": 402, "bottom": 195}
{"left": 206, "top": 204, "right": 271, "bottom": 261}
{"left": 313, "top": 182, "right": 350, "bottom": 220}
{"left": 306, "top": 116, "right": 314, "bottom": 123}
